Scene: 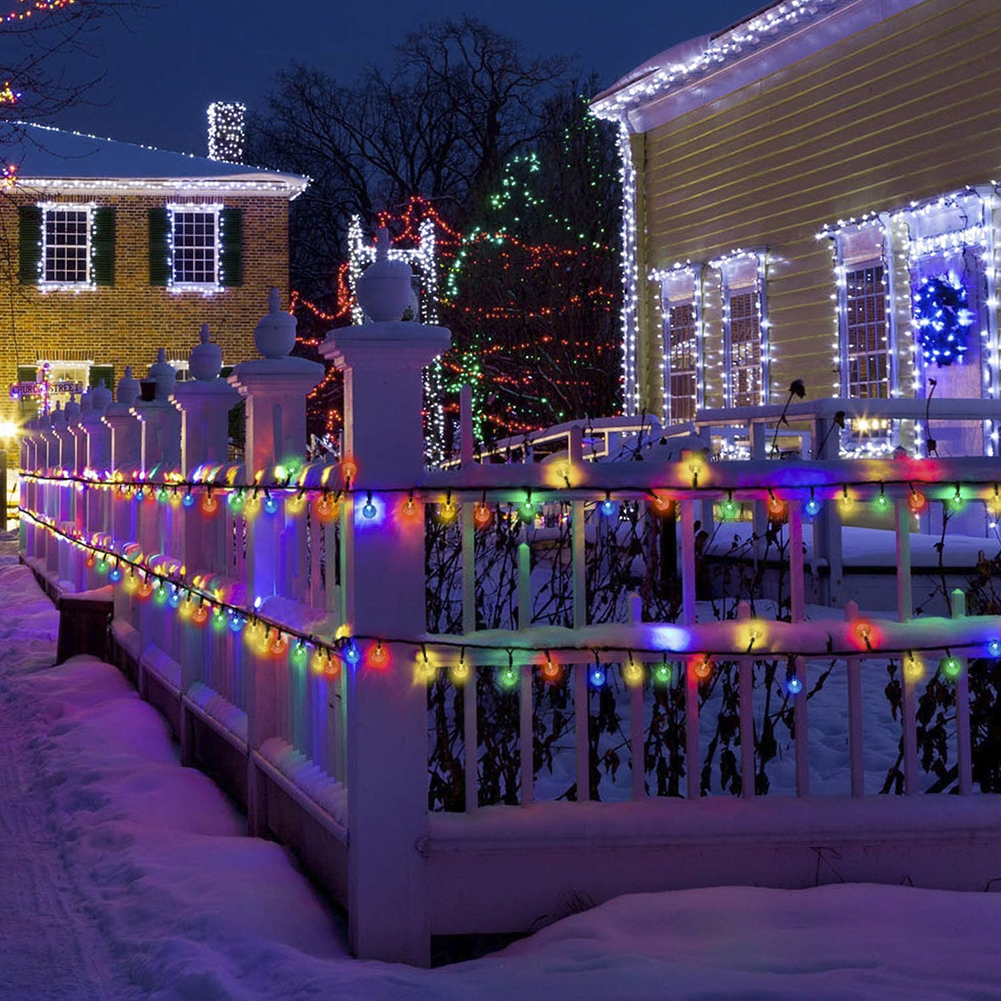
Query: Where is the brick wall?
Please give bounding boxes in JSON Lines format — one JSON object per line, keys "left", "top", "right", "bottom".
{"left": 0, "top": 189, "right": 291, "bottom": 422}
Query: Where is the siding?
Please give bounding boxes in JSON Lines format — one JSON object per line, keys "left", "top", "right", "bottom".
{"left": 0, "top": 191, "right": 290, "bottom": 423}
{"left": 638, "top": 0, "right": 1001, "bottom": 416}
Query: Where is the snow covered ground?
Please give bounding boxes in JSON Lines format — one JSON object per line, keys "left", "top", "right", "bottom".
{"left": 2, "top": 537, "right": 1001, "bottom": 999}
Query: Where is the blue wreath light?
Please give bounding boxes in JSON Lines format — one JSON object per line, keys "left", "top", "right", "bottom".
{"left": 913, "top": 273, "right": 973, "bottom": 368}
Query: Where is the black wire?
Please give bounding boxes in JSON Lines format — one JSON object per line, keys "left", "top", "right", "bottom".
{"left": 16, "top": 470, "right": 1000, "bottom": 499}
{"left": 19, "top": 507, "right": 1001, "bottom": 665}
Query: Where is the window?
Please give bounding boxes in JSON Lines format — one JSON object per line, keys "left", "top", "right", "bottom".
{"left": 714, "top": 251, "right": 768, "bottom": 409}
{"left": 41, "top": 206, "right": 91, "bottom": 285}
{"left": 170, "top": 206, "right": 219, "bottom": 287}
{"left": 728, "top": 287, "right": 762, "bottom": 407}
{"left": 844, "top": 263, "right": 890, "bottom": 399}
{"left": 666, "top": 302, "right": 698, "bottom": 421}
{"left": 657, "top": 266, "right": 701, "bottom": 423}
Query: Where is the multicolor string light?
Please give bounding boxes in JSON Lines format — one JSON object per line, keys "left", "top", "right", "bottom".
{"left": 20, "top": 507, "right": 1001, "bottom": 692}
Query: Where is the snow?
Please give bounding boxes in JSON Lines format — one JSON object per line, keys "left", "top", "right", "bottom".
{"left": 3, "top": 535, "right": 1001, "bottom": 999}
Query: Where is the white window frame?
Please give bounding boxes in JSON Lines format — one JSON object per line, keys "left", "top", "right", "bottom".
{"left": 831, "top": 223, "right": 897, "bottom": 401}
{"left": 714, "top": 250, "right": 768, "bottom": 409}
{"left": 38, "top": 202, "right": 94, "bottom": 290}
{"left": 893, "top": 188, "right": 996, "bottom": 456}
{"left": 167, "top": 202, "right": 223, "bottom": 292}
{"left": 840, "top": 257, "right": 894, "bottom": 400}
{"left": 652, "top": 265, "right": 703, "bottom": 424}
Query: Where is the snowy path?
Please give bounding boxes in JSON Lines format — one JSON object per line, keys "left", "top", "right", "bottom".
{"left": 3, "top": 537, "right": 1001, "bottom": 999}
{"left": 0, "top": 549, "right": 136, "bottom": 1000}
{"left": 0, "top": 693, "right": 134, "bottom": 1000}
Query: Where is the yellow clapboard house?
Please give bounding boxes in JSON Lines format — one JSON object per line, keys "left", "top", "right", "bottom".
{"left": 592, "top": 0, "right": 1001, "bottom": 458}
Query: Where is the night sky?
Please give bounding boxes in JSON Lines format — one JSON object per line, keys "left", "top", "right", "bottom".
{"left": 65, "top": 0, "right": 759, "bottom": 155}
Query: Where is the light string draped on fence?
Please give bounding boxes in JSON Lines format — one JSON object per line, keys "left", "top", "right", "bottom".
{"left": 17, "top": 469, "right": 1001, "bottom": 522}
{"left": 20, "top": 506, "right": 1001, "bottom": 683}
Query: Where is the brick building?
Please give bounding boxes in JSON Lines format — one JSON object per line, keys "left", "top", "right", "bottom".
{"left": 1, "top": 123, "right": 307, "bottom": 422}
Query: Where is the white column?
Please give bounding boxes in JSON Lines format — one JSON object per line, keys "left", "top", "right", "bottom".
{"left": 321, "top": 235, "right": 450, "bottom": 966}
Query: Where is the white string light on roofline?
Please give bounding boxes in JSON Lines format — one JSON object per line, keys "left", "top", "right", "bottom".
{"left": 590, "top": 0, "right": 842, "bottom": 120}
{"left": 649, "top": 262, "right": 703, "bottom": 425}
{"left": 17, "top": 178, "right": 306, "bottom": 198}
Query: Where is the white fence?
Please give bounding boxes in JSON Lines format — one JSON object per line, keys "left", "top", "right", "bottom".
{"left": 17, "top": 292, "right": 1001, "bottom": 965}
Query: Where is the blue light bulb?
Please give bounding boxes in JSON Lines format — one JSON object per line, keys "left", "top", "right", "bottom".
{"left": 989, "top": 639, "right": 1001, "bottom": 658}
{"left": 362, "top": 500, "right": 377, "bottom": 519}
{"left": 108, "top": 567, "right": 122, "bottom": 582}
{"left": 344, "top": 642, "right": 361, "bottom": 665}
{"left": 182, "top": 491, "right": 195, "bottom": 508}
{"left": 263, "top": 495, "right": 279, "bottom": 515}
{"left": 228, "top": 615, "right": 245, "bottom": 633}
{"left": 600, "top": 499, "right": 617, "bottom": 518}
{"left": 168, "top": 589, "right": 182, "bottom": 608}
{"left": 787, "top": 677, "right": 803, "bottom": 695}
{"left": 804, "top": 497, "right": 821, "bottom": 517}
{"left": 590, "top": 667, "right": 606, "bottom": 687}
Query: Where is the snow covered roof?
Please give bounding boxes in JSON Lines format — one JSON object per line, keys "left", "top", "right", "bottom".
{"left": 3, "top": 123, "right": 308, "bottom": 197}
{"left": 591, "top": 0, "right": 924, "bottom": 130}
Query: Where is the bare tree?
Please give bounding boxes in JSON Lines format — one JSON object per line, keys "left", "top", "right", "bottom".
{"left": 1, "top": 1, "right": 148, "bottom": 136}
{"left": 248, "top": 16, "right": 569, "bottom": 301}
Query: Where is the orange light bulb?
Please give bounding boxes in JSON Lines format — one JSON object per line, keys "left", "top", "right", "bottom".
{"left": 191, "top": 604, "right": 208, "bottom": 625}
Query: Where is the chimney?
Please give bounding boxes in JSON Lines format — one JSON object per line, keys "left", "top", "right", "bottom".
{"left": 207, "top": 101, "right": 246, "bottom": 163}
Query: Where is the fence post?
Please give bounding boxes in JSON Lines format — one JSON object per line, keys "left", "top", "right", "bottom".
{"left": 230, "top": 291, "right": 324, "bottom": 602}
{"left": 103, "top": 369, "right": 142, "bottom": 637}
{"left": 320, "top": 232, "right": 450, "bottom": 966}
{"left": 952, "top": 589, "right": 973, "bottom": 795}
{"left": 231, "top": 291, "right": 325, "bottom": 834}
{"left": 80, "top": 382, "right": 112, "bottom": 541}
{"left": 133, "top": 350, "right": 179, "bottom": 664}
{"left": 172, "top": 326, "right": 241, "bottom": 765}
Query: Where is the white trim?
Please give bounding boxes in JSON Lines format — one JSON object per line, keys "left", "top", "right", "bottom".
{"left": 166, "top": 202, "right": 223, "bottom": 294}
{"left": 17, "top": 178, "right": 307, "bottom": 199}
{"left": 592, "top": 0, "right": 930, "bottom": 132}
{"left": 37, "top": 201, "right": 96, "bottom": 291}
{"left": 710, "top": 249, "right": 770, "bottom": 408}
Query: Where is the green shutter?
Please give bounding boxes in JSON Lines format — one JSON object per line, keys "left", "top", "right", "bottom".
{"left": 18, "top": 205, "right": 42, "bottom": 284}
{"left": 148, "top": 207, "right": 171, "bottom": 286}
{"left": 17, "top": 365, "right": 37, "bottom": 383}
{"left": 92, "top": 207, "right": 115, "bottom": 286}
{"left": 219, "top": 207, "right": 243, "bottom": 287}
{"left": 90, "top": 365, "right": 114, "bottom": 390}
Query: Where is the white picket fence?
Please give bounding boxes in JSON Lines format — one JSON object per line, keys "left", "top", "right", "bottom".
{"left": 16, "top": 297, "right": 1001, "bottom": 965}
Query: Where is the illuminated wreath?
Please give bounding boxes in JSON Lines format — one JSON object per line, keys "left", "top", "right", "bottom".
{"left": 912, "top": 274, "right": 973, "bottom": 368}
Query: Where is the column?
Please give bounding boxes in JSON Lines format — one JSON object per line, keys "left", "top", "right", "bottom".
{"left": 320, "top": 231, "right": 450, "bottom": 966}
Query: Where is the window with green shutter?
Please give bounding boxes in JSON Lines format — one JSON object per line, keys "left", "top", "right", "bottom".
{"left": 219, "top": 207, "right": 243, "bottom": 287}
{"left": 18, "top": 205, "right": 42, "bottom": 284}
{"left": 92, "top": 207, "right": 115, "bottom": 286}
{"left": 148, "top": 207, "right": 171, "bottom": 286}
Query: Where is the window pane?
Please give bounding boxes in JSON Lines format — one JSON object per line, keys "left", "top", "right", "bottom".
{"left": 666, "top": 302, "right": 697, "bottom": 422}
{"left": 845, "top": 264, "right": 889, "bottom": 399}
{"left": 171, "top": 210, "right": 217, "bottom": 284}
{"left": 43, "top": 209, "right": 90, "bottom": 284}
{"left": 728, "top": 289, "right": 761, "bottom": 407}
